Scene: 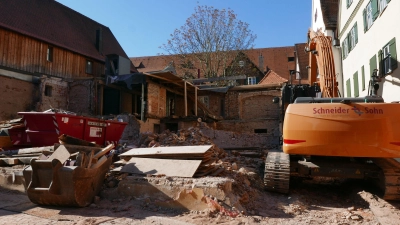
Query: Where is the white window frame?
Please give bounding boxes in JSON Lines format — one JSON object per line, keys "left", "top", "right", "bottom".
{"left": 366, "top": 2, "right": 373, "bottom": 29}
{"left": 247, "top": 77, "right": 256, "bottom": 85}
{"left": 343, "top": 39, "right": 349, "bottom": 58}
{"left": 46, "top": 46, "right": 53, "bottom": 62}
{"left": 383, "top": 44, "right": 392, "bottom": 74}
{"left": 86, "top": 60, "right": 93, "bottom": 74}
{"left": 379, "top": 0, "right": 388, "bottom": 13}
{"left": 350, "top": 28, "right": 356, "bottom": 50}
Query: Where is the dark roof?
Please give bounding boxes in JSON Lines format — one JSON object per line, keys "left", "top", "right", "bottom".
{"left": 0, "top": 0, "right": 129, "bottom": 63}
{"left": 320, "top": 0, "right": 339, "bottom": 29}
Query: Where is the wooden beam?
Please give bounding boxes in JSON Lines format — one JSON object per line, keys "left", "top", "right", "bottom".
{"left": 195, "top": 86, "right": 198, "bottom": 116}
{"left": 141, "top": 83, "right": 145, "bottom": 121}
{"left": 184, "top": 81, "right": 187, "bottom": 116}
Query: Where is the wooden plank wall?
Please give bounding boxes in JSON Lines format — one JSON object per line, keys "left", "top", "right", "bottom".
{"left": 0, "top": 28, "right": 104, "bottom": 79}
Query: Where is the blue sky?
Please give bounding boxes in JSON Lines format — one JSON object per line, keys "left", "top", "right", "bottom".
{"left": 56, "top": 0, "right": 311, "bottom": 57}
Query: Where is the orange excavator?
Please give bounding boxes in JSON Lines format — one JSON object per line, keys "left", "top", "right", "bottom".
{"left": 264, "top": 30, "right": 400, "bottom": 200}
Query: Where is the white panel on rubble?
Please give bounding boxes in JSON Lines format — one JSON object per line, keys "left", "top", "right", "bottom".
{"left": 120, "top": 145, "right": 213, "bottom": 157}
{"left": 120, "top": 157, "right": 202, "bottom": 177}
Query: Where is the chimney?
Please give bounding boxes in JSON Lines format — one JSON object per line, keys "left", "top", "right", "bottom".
{"left": 96, "top": 28, "right": 103, "bottom": 53}
{"left": 258, "top": 53, "right": 264, "bottom": 72}
{"left": 197, "top": 69, "right": 200, "bottom": 78}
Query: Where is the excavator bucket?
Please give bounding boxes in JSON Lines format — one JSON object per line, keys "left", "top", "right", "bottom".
{"left": 23, "top": 156, "right": 112, "bottom": 207}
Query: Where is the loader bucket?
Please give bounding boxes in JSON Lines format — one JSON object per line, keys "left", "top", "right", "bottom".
{"left": 23, "top": 156, "right": 112, "bottom": 207}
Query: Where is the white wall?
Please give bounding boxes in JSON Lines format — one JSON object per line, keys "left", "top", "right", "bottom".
{"left": 312, "top": 0, "right": 326, "bottom": 32}
{"left": 339, "top": 0, "right": 400, "bottom": 102}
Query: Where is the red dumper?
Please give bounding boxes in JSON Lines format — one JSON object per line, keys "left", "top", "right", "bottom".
{"left": 18, "top": 112, "right": 127, "bottom": 147}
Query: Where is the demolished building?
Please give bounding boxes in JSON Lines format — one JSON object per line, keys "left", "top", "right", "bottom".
{"left": 0, "top": 0, "right": 137, "bottom": 121}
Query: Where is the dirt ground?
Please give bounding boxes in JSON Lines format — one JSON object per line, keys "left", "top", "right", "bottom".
{"left": 1, "top": 176, "right": 400, "bottom": 225}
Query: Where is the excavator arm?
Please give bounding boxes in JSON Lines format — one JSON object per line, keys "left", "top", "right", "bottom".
{"left": 307, "top": 29, "right": 339, "bottom": 98}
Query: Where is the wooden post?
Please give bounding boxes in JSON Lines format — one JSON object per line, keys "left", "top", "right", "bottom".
{"left": 184, "top": 81, "right": 187, "bottom": 117}
{"left": 195, "top": 86, "right": 197, "bottom": 116}
{"left": 141, "top": 83, "right": 145, "bottom": 121}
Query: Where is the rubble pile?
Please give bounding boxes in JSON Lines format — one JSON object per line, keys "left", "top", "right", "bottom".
{"left": 137, "top": 127, "right": 227, "bottom": 159}
{"left": 0, "top": 146, "right": 54, "bottom": 166}
{"left": 215, "top": 150, "right": 267, "bottom": 212}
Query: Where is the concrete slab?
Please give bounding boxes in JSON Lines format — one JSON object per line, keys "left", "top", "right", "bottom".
{"left": 121, "top": 158, "right": 202, "bottom": 177}
{"left": 115, "top": 175, "right": 244, "bottom": 211}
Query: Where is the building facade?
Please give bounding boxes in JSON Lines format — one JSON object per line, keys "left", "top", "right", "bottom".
{"left": 339, "top": 0, "right": 398, "bottom": 101}
{"left": 0, "top": 0, "right": 137, "bottom": 120}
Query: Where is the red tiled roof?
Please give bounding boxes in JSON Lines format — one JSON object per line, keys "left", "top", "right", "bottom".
{"left": 131, "top": 46, "right": 298, "bottom": 81}
{"left": 320, "top": 0, "right": 339, "bottom": 29}
{"left": 131, "top": 55, "right": 176, "bottom": 73}
{"left": 243, "top": 46, "right": 296, "bottom": 81}
{"left": 0, "top": 0, "right": 129, "bottom": 63}
{"left": 259, "top": 70, "right": 288, "bottom": 84}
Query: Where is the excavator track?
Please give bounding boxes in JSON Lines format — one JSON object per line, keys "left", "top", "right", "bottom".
{"left": 264, "top": 151, "right": 290, "bottom": 193}
{"left": 373, "top": 158, "right": 400, "bottom": 201}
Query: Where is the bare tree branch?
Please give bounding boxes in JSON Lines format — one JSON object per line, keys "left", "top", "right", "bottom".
{"left": 160, "top": 5, "right": 256, "bottom": 79}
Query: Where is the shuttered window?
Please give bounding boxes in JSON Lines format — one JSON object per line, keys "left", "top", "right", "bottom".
{"left": 370, "top": 54, "right": 377, "bottom": 77}
{"left": 361, "top": 66, "right": 366, "bottom": 91}
{"left": 346, "top": 79, "right": 351, "bottom": 97}
{"left": 381, "top": 37, "right": 398, "bottom": 76}
{"left": 372, "top": 0, "right": 379, "bottom": 21}
{"left": 353, "top": 72, "right": 359, "bottom": 97}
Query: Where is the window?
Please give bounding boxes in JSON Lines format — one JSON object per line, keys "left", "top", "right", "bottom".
{"left": 46, "top": 46, "right": 53, "bottom": 62}
{"left": 363, "top": 0, "right": 379, "bottom": 32}
{"left": 380, "top": 38, "right": 397, "bottom": 76}
{"left": 343, "top": 37, "right": 349, "bottom": 59}
{"left": 353, "top": 72, "right": 359, "bottom": 97}
{"left": 370, "top": 54, "right": 377, "bottom": 77}
{"left": 347, "top": 0, "right": 353, "bottom": 8}
{"left": 349, "top": 23, "right": 358, "bottom": 51}
{"left": 247, "top": 77, "right": 257, "bottom": 85}
{"left": 86, "top": 60, "right": 93, "bottom": 74}
{"left": 383, "top": 45, "right": 391, "bottom": 74}
{"left": 366, "top": 2, "right": 373, "bottom": 30}
{"left": 288, "top": 57, "right": 295, "bottom": 62}
{"left": 343, "top": 23, "right": 358, "bottom": 57}
{"left": 379, "top": 0, "right": 388, "bottom": 13}
{"left": 44, "top": 85, "right": 52, "bottom": 97}
{"left": 346, "top": 79, "right": 351, "bottom": 97}
{"left": 254, "top": 129, "right": 267, "bottom": 134}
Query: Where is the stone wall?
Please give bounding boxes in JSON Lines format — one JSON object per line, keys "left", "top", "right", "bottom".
{"left": 147, "top": 81, "right": 166, "bottom": 118}
{"left": 68, "top": 79, "right": 95, "bottom": 115}
{"left": 0, "top": 76, "right": 35, "bottom": 120}
{"left": 225, "top": 89, "right": 281, "bottom": 120}
{"left": 200, "top": 126, "right": 279, "bottom": 149}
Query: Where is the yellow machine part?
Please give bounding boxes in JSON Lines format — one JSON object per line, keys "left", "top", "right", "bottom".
{"left": 283, "top": 102, "right": 400, "bottom": 158}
